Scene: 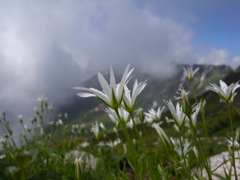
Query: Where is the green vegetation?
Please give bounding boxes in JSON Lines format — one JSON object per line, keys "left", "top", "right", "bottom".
{"left": 0, "top": 65, "right": 240, "bottom": 180}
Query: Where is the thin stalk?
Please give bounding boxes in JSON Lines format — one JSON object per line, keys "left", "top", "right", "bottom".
{"left": 227, "top": 105, "right": 238, "bottom": 180}
{"left": 190, "top": 81, "right": 210, "bottom": 156}
{"left": 233, "top": 105, "right": 240, "bottom": 115}
{"left": 114, "top": 108, "right": 142, "bottom": 180}
{"left": 129, "top": 112, "right": 141, "bottom": 139}
{"left": 190, "top": 81, "right": 198, "bottom": 103}
{"left": 178, "top": 135, "right": 193, "bottom": 180}
{"left": 188, "top": 116, "right": 212, "bottom": 180}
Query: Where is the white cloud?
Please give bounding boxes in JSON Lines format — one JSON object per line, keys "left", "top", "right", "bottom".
{"left": 197, "top": 48, "right": 240, "bottom": 68}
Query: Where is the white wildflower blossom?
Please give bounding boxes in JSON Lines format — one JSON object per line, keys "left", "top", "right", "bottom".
{"left": 74, "top": 154, "right": 84, "bottom": 171}
{"left": 24, "top": 125, "right": 31, "bottom": 132}
{"left": 206, "top": 79, "right": 240, "bottom": 104}
{"left": 18, "top": 115, "right": 23, "bottom": 122}
{"left": 122, "top": 80, "right": 146, "bottom": 112}
{"left": 174, "top": 142, "right": 192, "bottom": 159}
{"left": 100, "top": 123, "right": 106, "bottom": 131}
{"left": 174, "top": 87, "right": 190, "bottom": 101}
{"left": 225, "top": 127, "right": 240, "bottom": 148}
{"left": 152, "top": 123, "right": 171, "bottom": 147}
{"left": 164, "top": 100, "right": 187, "bottom": 131}
{"left": 183, "top": 66, "right": 199, "bottom": 81}
{"left": 56, "top": 119, "right": 63, "bottom": 126}
{"left": 74, "top": 64, "right": 134, "bottom": 109}
{"left": 37, "top": 95, "right": 47, "bottom": 103}
{"left": 193, "top": 146, "right": 198, "bottom": 160}
{"left": 105, "top": 107, "right": 131, "bottom": 126}
{"left": 79, "top": 142, "right": 90, "bottom": 148}
{"left": 144, "top": 106, "right": 165, "bottom": 124}
{"left": 91, "top": 122, "right": 100, "bottom": 139}
{"left": 105, "top": 138, "right": 121, "bottom": 147}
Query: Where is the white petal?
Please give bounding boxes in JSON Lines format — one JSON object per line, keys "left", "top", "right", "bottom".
{"left": 77, "top": 93, "right": 96, "bottom": 98}
{"left": 98, "top": 73, "right": 112, "bottom": 98}
{"left": 110, "top": 66, "right": 116, "bottom": 91}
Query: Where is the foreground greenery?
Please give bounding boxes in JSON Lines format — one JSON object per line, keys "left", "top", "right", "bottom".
{"left": 0, "top": 65, "right": 240, "bottom": 180}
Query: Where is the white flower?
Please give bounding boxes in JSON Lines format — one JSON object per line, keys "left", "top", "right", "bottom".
{"left": 126, "top": 119, "right": 134, "bottom": 129}
{"left": 0, "top": 136, "right": 6, "bottom": 144}
{"left": 99, "top": 123, "right": 106, "bottom": 130}
{"left": 74, "top": 64, "right": 134, "bottom": 109}
{"left": 37, "top": 95, "right": 47, "bottom": 103}
{"left": 144, "top": 106, "right": 165, "bottom": 124}
{"left": 152, "top": 123, "right": 171, "bottom": 147}
{"left": 225, "top": 138, "right": 240, "bottom": 148}
{"left": 206, "top": 79, "right": 240, "bottom": 103}
{"left": 18, "top": 115, "right": 23, "bottom": 122}
{"left": 0, "top": 154, "right": 6, "bottom": 159}
{"left": 122, "top": 80, "right": 146, "bottom": 112}
{"left": 174, "top": 142, "right": 192, "bottom": 159}
{"left": 105, "top": 107, "right": 130, "bottom": 126}
{"left": 24, "top": 125, "right": 31, "bottom": 132}
{"left": 56, "top": 119, "right": 63, "bottom": 126}
{"left": 189, "top": 104, "right": 201, "bottom": 127}
{"left": 105, "top": 138, "right": 121, "bottom": 147}
{"left": 183, "top": 66, "right": 199, "bottom": 81}
{"left": 74, "top": 154, "right": 84, "bottom": 171}
{"left": 225, "top": 127, "right": 240, "bottom": 148}
{"left": 79, "top": 142, "right": 90, "bottom": 148}
{"left": 193, "top": 146, "right": 198, "bottom": 159}
{"left": 91, "top": 122, "right": 100, "bottom": 139}
{"left": 174, "top": 87, "right": 190, "bottom": 101}
{"left": 164, "top": 100, "right": 187, "bottom": 131}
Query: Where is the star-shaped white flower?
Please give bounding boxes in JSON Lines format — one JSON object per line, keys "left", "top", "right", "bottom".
{"left": 144, "top": 106, "right": 165, "bottom": 124}
{"left": 105, "top": 107, "right": 131, "bottom": 127}
{"left": 225, "top": 138, "right": 240, "bottom": 148}
{"left": 105, "top": 138, "right": 121, "bottom": 147}
{"left": 206, "top": 79, "right": 240, "bottom": 103}
{"left": 74, "top": 64, "right": 134, "bottom": 109}
{"left": 164, "top": 100, "right": 187, "bottom": 131}
{"left": 152, "top": 123, "right": 171, "bottom": 147}
{"left": 91, "top": 122, "right": 100, "bottom": 139}
{"left": 122, "top": 79, "right": 146, "bottom": 112}
{"left": 183, "top": 66, "right": 199, "bottom": 81}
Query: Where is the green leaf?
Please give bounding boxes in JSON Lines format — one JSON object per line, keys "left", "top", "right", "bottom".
{"left": 15, "top": 149, "right": 38, "bottom": 168}
{"left": 27, "top": 149, "right": 38, "bottom": 166}
{"left": 15, "top": 155, "right": 32, "bottom": 168}
{"left": 4, "top": 166, "right": 18, "bottom": 180}
{"left": 212, "top": 173, "right": 227, "bottom": 180}
{"left": 13, "top": 169, "right": 25, "bottom": 180}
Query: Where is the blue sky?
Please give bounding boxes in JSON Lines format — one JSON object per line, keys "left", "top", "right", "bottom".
{"left": 145, "top": 0, "right": 240, "bottom": 57}
{"left": 190, "top": 1, "right": 240, "bottom": 56}
{"left": 0, "top": 0, "right": 240, "bottom": 124}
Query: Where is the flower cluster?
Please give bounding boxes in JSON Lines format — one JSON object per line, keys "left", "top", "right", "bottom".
{"left": 74, "top": 64, "right": 147, "bottom": 131}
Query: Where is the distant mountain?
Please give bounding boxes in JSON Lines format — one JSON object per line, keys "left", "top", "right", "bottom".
{"left": 57, "top": 63, "right": 234, "bottom": 123}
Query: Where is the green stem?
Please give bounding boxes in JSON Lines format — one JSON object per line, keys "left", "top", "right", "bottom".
{"left": 129, "top": 112, "right": 141, "bottom": 139}
{"left": 178, "top": 135, "right": 193, "bottom": 180}
{"left": 190, "top": 81, "right": 198, "bottom": 103}
{"left": 233, "top": 105, "right": 240, "bottom": 115}
{"left": 114, "top": 108, "right": 142, "bottom": 180}
{"left": 188, "top": 116, "right": 212, "bottom": 180}
{"left": 227, "top": 105, "right": 238, "bottom": 180}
